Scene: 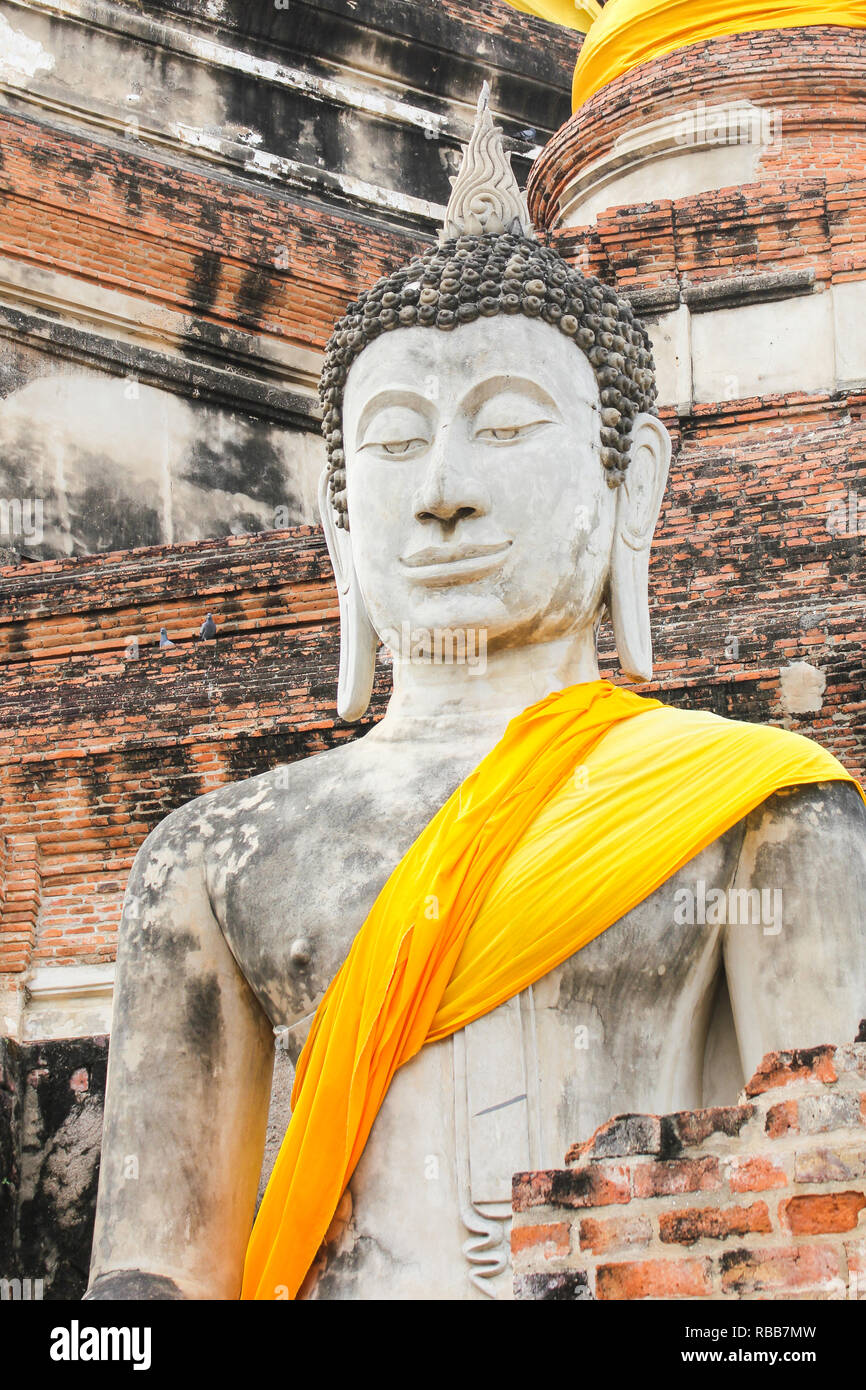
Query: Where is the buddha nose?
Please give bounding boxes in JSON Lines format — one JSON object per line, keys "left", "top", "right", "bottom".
{"left": 413, "top": 424, "right": 488, "bottom": 527}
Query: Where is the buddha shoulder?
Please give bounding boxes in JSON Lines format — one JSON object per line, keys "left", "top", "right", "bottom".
{"left": 733, "top": 777, "right": 865, "bottom": 877}
{"left": 127, "top": 740, "right": 367, "bottom": 866}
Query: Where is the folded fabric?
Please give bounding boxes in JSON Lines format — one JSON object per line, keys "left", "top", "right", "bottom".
{"left": 241, "top": 680, "right": 863, "bottom": 1299}
{"left": 503, "top": 0, "right": 866, "bottom": 108}
{"left": 505, "top": 0, "right": 601, "bottom": 33}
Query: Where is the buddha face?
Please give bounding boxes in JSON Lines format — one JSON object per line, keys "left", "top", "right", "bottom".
{"left": 341, "top": 315, "right": 618, "bottom": 654}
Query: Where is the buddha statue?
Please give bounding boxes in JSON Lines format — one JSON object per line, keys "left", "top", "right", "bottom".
{"left": 86, "top": 90, "right": 866, "bottom": 1302}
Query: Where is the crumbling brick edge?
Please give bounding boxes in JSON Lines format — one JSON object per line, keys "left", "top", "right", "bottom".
{"left": 513, "top": 1030, "right": 866, "bottom": 1300}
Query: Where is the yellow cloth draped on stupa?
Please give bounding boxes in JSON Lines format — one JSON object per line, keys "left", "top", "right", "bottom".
{"left": 241, "top": 680, "right": 864, "bottom": 1300}
{"left": 504, "top": 0, "right": 866, "bottom": 108}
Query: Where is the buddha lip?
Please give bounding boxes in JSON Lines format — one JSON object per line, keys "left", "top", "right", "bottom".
{"left": 400, "top": 540, "right": 512, "bottom": 569}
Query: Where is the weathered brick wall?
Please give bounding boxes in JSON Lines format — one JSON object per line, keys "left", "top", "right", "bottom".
{"left": 526, "top": 29, "right": 866, "bottom": 790}
{"left": 433, "top": 0, "right": 580, "bottom": 57}
{"left": 631, "top": 396, "right": 866, "bottom": 780}
{"left": 0, "top": 112, "right": 423, "bottom": 355}
{"left": 550, "top": 180, "right": 866, "bottom": 298}
{"left": 529, "top": 27, "right": 866, "bottom": 224}
{"left": 513, "top": 1036, "right": 866, "bottom": 1300}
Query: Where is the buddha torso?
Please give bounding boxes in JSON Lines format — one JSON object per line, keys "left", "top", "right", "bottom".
{"left": 189, "top": 719, "right": 856, "bottom": 1301}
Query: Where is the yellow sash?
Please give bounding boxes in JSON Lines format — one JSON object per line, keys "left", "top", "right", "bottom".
{"left": 503, "top": 0, "right": 866, "bottom": 108}
{"left": 242, "top": 681, "right": 863, "bottom": 1299}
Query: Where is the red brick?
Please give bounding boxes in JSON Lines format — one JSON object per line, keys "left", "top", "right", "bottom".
{"left": 795, "top": 1147, "right": 866, "bottom": 1183}
{"left": 567, "top": 1114, "right": 661, "bottom": 1163}
{"left": 746, "top": 1047, "right": 839, "bottom": 1097}
{"left": 596, "top": 1258, "right": 712, "bottom": 1301}
{"left": 632, "top": 1157, "right": 721, "bottom": 1199}
{"left": 780, "top": 1191, "right": 866, "bottom": 1235}
{"left": 667, "top": 1105, "right": 755, "bottom": 1148}
{"left": 728, "top": 1155, "right": 789, "bottom": 1192}
{"left": 845, "top": 1239, "right": 866, "bottom": 1299}
{"left": 510, "top": 1222, "right": 570, "bottom": 1259}
{"left": 720, "top": 1245, "right": 841, "bottom": 1295}
{"left": 543, "top": 1165, "right": 632, "bottom": 1211}
{"left": 578, "top": 1214, "right": 652, "bottom": 1256}
{"left": 660, "top": 1201, "right": 772, "bottom": 1245}
{"left": 766, "top": 1100, "right": 799, "bottom": 1138}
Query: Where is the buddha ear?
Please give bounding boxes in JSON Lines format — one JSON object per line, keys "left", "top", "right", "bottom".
{"left": 609, "top": 413, "right": 671, "bottom": 684}
{"left": 318, "top": 470, "right": 378, "bottom": 722}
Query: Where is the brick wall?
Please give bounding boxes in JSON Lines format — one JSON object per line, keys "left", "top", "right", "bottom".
{"left": 549, "top": 180, "right": 866, "bottom": 296}
{"left": 0, "top": 111, "right": 424, "bottom": 355}
{"left": 632, "top": 395, "right": 866, "bottom": 781}
{"left": 526, "top": 30, "right": 866, "bottom": 791}
{"left": 512, "top": 1036, "right": 866, "bottom": 1300}
{"left": 434, "top": 0, "right": 581, "bottom": 59}
{"left": 529, "top": 28, "right": 866, "bottom": 225}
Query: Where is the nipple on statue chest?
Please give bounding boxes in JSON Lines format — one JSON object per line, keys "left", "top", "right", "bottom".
{"left": 290, "top": 937, "right": 313, "bottom": 970}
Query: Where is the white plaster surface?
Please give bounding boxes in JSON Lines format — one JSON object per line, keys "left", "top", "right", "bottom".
{"left": 23, "top": 963, "right": 115, "bottom": 1040}
{"left": 691, "top": 292, "right": 836, "bottom": 403}
{"left": 833, "top": 279, "right": 866, "bottom": 386}
{"left": 639, "top": 283, "right": 866, "bottom": 409}
{"left": 648, "top": 306, "right": 692, "bottom": 411}
{"left": 779, "top": 660, "right": 827, "bottom": 715}
{"left": 0, "top": 11, "right": 54, "bottom": 84}
{"left": 0, "top": 369, "right": 325, "bottom": 551}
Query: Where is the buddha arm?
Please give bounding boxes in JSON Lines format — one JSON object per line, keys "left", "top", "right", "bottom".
{"left": 724, "top": 781, "right": 866, "bottom": 1078}
{"left": 86, "top": 806, "right": 275, "bottom": 1300}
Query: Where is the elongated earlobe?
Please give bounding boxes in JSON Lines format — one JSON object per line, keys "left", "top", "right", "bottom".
{"left": 609, "top": 414, "right": 671, "bottom": 683}
{"left": 318, "top": 471, "right": 378, "bottom": 722}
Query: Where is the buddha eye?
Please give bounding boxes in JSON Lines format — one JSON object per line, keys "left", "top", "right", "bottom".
{"left": 358, "top": 404, "right": 431, "bottom": 458}
{"left": 374, "top": 438, "right": 428, "bottom": 457}
{"left": 481, "top": 427, "right": 520, "bottom": 442}
{"left": 475, "top": 421, "right": 550, "bottom": 444}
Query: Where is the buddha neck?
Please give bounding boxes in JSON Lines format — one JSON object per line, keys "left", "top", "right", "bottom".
{"left": 369, "top": 628, "right": 602, "bottom": 747}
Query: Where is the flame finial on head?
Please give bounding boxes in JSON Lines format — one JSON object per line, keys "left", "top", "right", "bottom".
{"left": 440, "top": 82, "right": 535, "bottom": 244}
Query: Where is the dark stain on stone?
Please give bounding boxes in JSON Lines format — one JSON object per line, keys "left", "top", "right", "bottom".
{"left": 188, "top": 249, "right": 223, "bottom": 314}
{"left": 181, "top": 426, "right": 298, "bottom": 509}
{"left": 235, "top": 262, "right": 276, "bottom": 331}
{"left": 68, "top": 481, "right": 164, "bottom": 555}
{"left": 515, "top": 1270, "right": 592, "bottom": 1300}
{"left": 658, "top": 1115, "right": 684, "bottom": 1160}
{"left": 222, "top": 728, "right": 333, "bottom": 784}
{"left": 98, "top": 745, "right": 206, "bottom": 829}
{"left": 111, "top": 166, "right": 143, "bottom": 213}
{"left": 307, "top": 1231, "right": 402, "bottom": 1301}
{"left": 85, "top": 1269, "right": 186, "bottom": 1300}
{"left": 12, "top": 1037, "right": 109, "bottom": 1300}
{"left": 183, "top": 972, "right": 224, "bottom": 1073}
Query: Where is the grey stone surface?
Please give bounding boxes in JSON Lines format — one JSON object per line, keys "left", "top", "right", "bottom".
{"left": 1, "top": 1035, "right": 107, "bottom": 1300}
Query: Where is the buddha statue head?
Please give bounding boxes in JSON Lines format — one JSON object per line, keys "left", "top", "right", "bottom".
{"left": 318, "top": 86, "right": 672, "bottom": 720}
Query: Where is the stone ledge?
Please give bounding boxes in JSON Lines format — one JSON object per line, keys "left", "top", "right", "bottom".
{"left": 682, "top": 269, "right": 817, "bottom": 314}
